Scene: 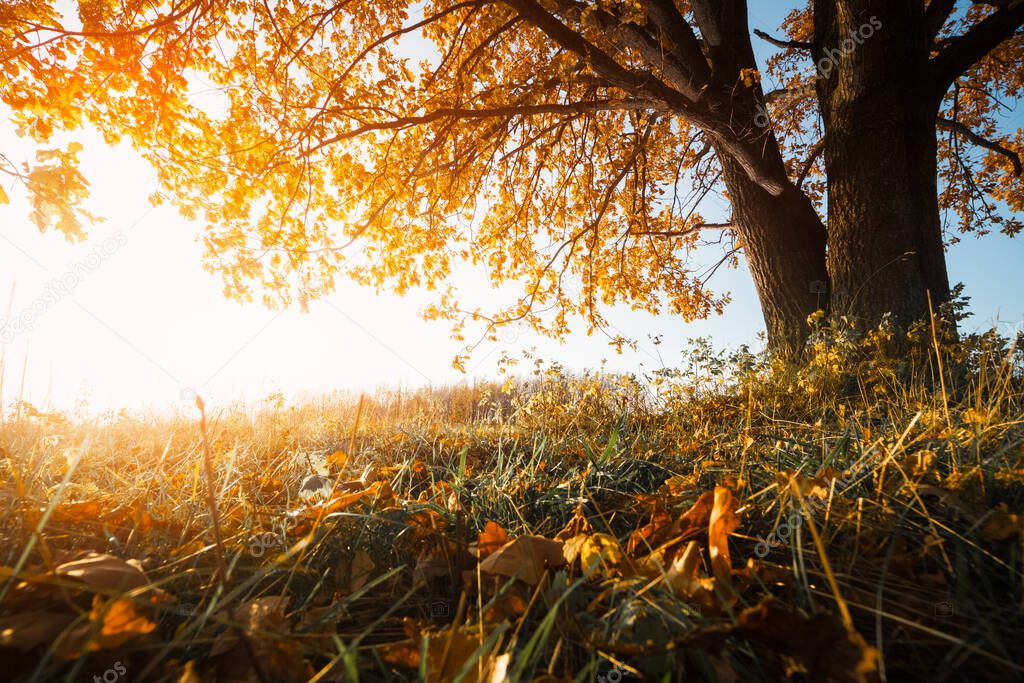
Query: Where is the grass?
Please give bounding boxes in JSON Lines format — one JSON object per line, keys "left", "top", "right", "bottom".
{"left": 1, "top": 319, "right": 1023, "bottom": 682}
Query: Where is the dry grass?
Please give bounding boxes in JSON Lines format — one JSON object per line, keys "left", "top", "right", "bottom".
{"left": 1, "top": 320, "right": 1023, "bottom": 682}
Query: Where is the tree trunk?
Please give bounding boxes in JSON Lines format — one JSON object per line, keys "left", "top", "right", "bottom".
{"left": 685, "top": 2, "right": 830, "bottom": 358}
{"left": 718, "top": 153, "right": 830, "bottom": 358}
{"left": 815, "top": 1, "right": 951, "bottom": 331}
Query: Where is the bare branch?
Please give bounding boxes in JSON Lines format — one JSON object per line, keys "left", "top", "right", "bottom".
{"left": 753, "top": 28, "right": 814, "bottom": 50}
{"left": 937, "top": 117, "right": 1023, "bottom": 175}
{"left": 796, "top": 138, "right": 825, "bottom": 189}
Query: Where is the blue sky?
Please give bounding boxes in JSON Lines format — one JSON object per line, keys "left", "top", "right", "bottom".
{"left": 0, "top": 2, "right": 1021, "bottom": 414}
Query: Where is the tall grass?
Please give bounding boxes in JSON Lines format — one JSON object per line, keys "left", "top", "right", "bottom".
{"left": 1, "top": 316, "right": 1022, "bottom": 681}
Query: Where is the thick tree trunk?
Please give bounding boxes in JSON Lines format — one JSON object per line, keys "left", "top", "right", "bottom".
{"left": 685, "top": 2, "right": 830, "bottom": 358}
{"left": 717, "top": 153, "right": 830, "bottom": 358}
{"left": 815, "top": 1, "right": 952, "bottom": 331}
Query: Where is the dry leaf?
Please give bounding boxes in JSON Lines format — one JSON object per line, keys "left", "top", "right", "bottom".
{"left": 350, "top": 549, "right": 375, "bottom": 593}
{"left": 627, "top": 508, "right": 676, "bottom": 554}
{"left": 378, "top": 622, "right": 502, "bottom": 683}
{"left": 708, "top": 486, "right": 740, "bottom": 586}
{"left": 326, "top": 449, "right": 348, "bottom": 470}
{"left": 479, "top": 536, "right": 565, "bottom": 586}
{"left": 414, "top": 540, "right": 459, "bottom": 584}
{"left": 658, "top": 474, "right": 699, "bottom": 498}
{"left": 86, "top": 595, "right": 158, "bottom": 651}
{"left": 554, "top": 505, "right": 591, "bottom": 541}
{"left": 578, "top": 533, "right": 625, "bottom": 577}
{"left": 0, "top": 611, "right": 76, "bottom": 652}
{"left": 737, "top": 599, "right": 880, "bottom": 682}
{"left": 471, "top": 521, "right": 510, "bottom": 559}
{"left": 663, "top": 541, "right": 717, "bottom": 610}
{"left": 56, "top": 553, "right": 152, "bottom": 594}
{"left": 176, "top": 660, "right": 202, "bottom": 683}
{"left": 208, "top": 595, "right": 312, "bottom": 683}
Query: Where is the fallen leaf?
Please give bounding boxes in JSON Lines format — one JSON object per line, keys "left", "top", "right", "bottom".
{"left": 56, "top": 553, "right": 152, "bottom": 593}
{"left": 579, "top": 533, "right": 626, "bottom": 577}
{"left": 414, "top": 540, "right": 460, "bottom": 584}
{"left": 208, "top": 595, "right": 312, "bottom": 683}
{"left": 554, "top": 505, "right": 591, "bottom": 541}
{"left": 708, "top": 486, "right": 740, "bottom": 586}
{"left": 326, "top": 449, "right": 348, "bottom": 470}
{"left": 378, "top": 622, "right": 503, "bottom": 682}
{"left": 479, "top": 536, "right": 565, "bottom": 586}
{"left": 737, "top": 599, "right": 880, "bottom": 682}
{"left": 350, "top": 549, "right": 375, "bottom": 593}
{"left": 471, "top": 521, "right": 510, "bottom": 558}
{"left": 627, "top": 508, "right": 675, "bottom": 554}
{"left": 176, "top": 660, "right": 201, "bottom": 683}
{"left": 0, "top": 611, "right": 76, "bottom": 652}
{"left": 86, "top": 595, "right": 157, "bottom": 651}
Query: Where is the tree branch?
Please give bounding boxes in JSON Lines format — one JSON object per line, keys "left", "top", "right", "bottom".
{"left": 630, "top": 221, "right": 733, "bottom": 238}
{"left": 501, "top": 0, "right": 789, "bottom": 196}
{"left": 574, "top": 2, "right": 705, "bottom": 99}
{"left": 925, "top": 0, "right": 959, "bottom": 40}
{"left": 645, "top": 0, "right": 712, "bottom": 89}
{"left": 937, "top": 117, "right": 1023, "bottom": 175}
{"left": 930, "top": 0, "right": 1024, "bottom": 94}
{"left": 753, "top": 28, "right": 814, "bottom": 50}
{"left": 796, "top": 138, "right": 826, "bottom": 189}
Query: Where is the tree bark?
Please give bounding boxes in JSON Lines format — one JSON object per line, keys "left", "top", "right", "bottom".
{"left": 687, "top": 1, "right": 830, "bottom": 358}
{"left": 815, "top": 0, "right": 952, "bottom": 331}
{"left": 718, "top": 153, "right": 830, "bottom": 358}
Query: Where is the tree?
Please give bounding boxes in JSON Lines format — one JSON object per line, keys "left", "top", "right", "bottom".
{"left": 2, "top": 1, "right": 1022, "bottom": 360}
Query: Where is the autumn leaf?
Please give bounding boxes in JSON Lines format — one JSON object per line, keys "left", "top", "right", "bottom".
{"left": 55, "top": 553, "right": 152, "bottom": 594}
{"left": 665, "top": 540, "right": 715, "bottom": 606}
{"left": 0, "top": 611, "right": 77, "bottom": 652}
{"left": 980, "top": 505, "right": 1022, "bottom": 541}
{"left": 737, "top": 599, "right": 880, "bottom": 682}
{"left": 471, "top": 521, "right": 510, "bottom": 559}
{"left": 739, "top": 67, "right": 761, "bottom": 87}
{"left": 578, "top": 533, "right": 626, "bottom": 578}
{"left": 627, "top": 508, "right": 675, "bottom": 554}
{"left": 478, "top": 536, "right": 565, "bottom": 586}
{"left": 378, "top": 622, "right": 505, "bottom": 683}
{"left": 207, "top": 595, "right": 312, "bottom": 683}
{"left": 85, "top": 595, "right": 157, "bottom": 651}
{"left": 349, "top": 549, "right": 375, "bottom": 593}
{"left": 326, "top": 449, "right": 348, "bottom": 470}
{"left": 708, "top": 486, "right": 740, "bottom": 586}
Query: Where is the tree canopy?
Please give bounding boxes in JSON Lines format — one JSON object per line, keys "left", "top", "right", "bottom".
{"left": 2, "top": 1, "right": 1022, "bottom": 358}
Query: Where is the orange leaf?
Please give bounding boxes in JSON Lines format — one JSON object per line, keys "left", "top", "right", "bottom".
{"left": 709, "top": 486, "right": 740, "bottom": 586}
{"left": 479, "top": 535, "right": 565, "bottom": 585}
{"left": 88, "top": 596, "right": 157, "bottom": 651}
{"left": 326, "top": 449, "right": 348, "bottom": 470}
{"left": 472, "top": 521, "right": 509, "bottom": 558}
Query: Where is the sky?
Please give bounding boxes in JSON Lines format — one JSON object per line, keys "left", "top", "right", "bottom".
{"left": 1, "top": 2, "right": 1022, "bottom": 416}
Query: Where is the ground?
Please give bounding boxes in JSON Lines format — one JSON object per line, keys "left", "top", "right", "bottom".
{"left": 1, "top": 326, "right": 1022, "bottom": 682}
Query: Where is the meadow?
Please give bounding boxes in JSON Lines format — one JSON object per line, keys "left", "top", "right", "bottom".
{"left": 1, "top": 318, "right": 1023, "bottom": 682}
